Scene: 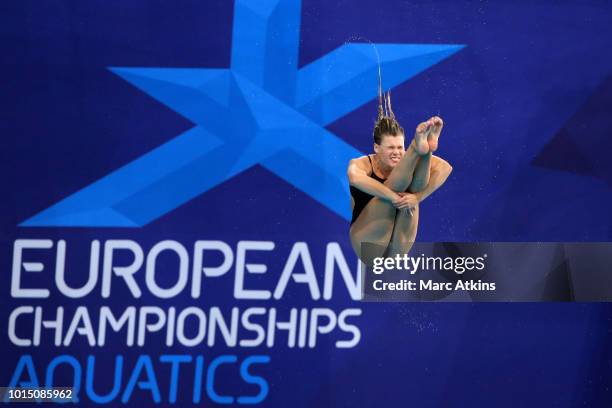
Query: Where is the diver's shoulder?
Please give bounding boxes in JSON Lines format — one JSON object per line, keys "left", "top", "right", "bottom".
{"left": 350, "top": 154, "right": 371, "bottom": 163}
{"left": 348, "top": 155, "right": 372, "bottom": 171}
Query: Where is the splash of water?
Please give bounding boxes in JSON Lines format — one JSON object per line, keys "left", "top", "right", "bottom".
{"left": 345, "top": 35, "right": 384, "bottom": 109}
{"left": 307, "top": 35, "right": 384, "bottom": 116}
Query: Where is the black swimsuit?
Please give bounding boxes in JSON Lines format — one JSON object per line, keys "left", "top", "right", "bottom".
{"left": 350, "top": 155, "right": 387, "bottom": 225}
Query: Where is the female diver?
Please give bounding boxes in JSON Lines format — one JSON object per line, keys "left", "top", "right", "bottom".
{"left": 347, "top": 90, "right": 453, "bottom": 262}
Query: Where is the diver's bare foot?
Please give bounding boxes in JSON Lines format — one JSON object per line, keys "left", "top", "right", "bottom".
{"left": 428, "top": 116, "right": 443, "bottom": 152}
{"left": 412, "top": 120, "right": 431, "bottom": 155}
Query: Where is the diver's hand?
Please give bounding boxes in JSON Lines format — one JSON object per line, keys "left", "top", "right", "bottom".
{"left": 392, "top": 193, "right": 418, "bottom": 212}
{"left": 385, "top": 190, "right": 401, "bottom": 203}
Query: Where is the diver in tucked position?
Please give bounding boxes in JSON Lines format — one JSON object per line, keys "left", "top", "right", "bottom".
{"left": 347, "top": 90, "right": 453, "bottom": 261}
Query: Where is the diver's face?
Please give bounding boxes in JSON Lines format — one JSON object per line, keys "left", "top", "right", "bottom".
{"left": 375, "top": 133, "right": 405, "bottom": 168}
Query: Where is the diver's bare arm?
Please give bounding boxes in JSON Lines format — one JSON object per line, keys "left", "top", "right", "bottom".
{"left": 347, "top": 159, "right": 399, "bottom": 202}
{"left": 414, "top": 156, "right": 452, "bottom": 203}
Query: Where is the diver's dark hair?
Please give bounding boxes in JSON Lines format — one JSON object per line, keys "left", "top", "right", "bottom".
{"left": 373, "top": 85, "right": 404, "bottom": 145}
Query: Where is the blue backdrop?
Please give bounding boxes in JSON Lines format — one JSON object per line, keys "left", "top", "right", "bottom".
{"left": 2, "top": 0, "right": 612, "bottom": 406}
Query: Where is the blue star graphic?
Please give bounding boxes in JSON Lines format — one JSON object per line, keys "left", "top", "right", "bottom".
{"left": 22, "top": 0, "right": 463, "bottom": 227}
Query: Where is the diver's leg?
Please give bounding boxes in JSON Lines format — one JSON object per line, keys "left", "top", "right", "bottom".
{"left": 387, "top": 117, "right": 443, "bottom": 254}
{"left": 349, "top": 197, "right": 397, "bottom": 261}
{"left": 350, "top": 192, "right": 420, "bottom": 261}
{"left": 385, "top": 205, "right": 419, "bottom": 257}
{"left": 408, "top": 153, "right": 431, "bottom": 193}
